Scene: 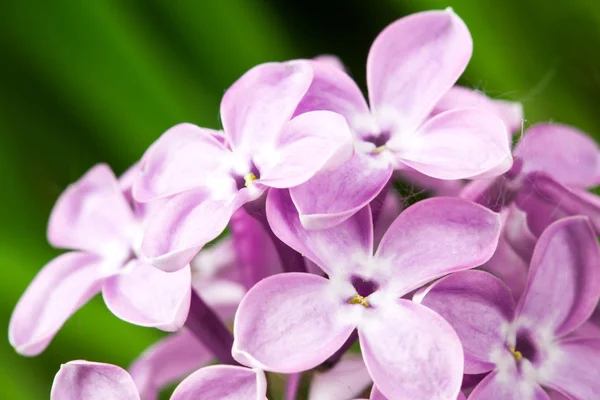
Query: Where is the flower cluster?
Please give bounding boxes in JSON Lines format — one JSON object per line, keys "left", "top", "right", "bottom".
{"left": 10, "top": 8, "right": 600, "bottom": 400}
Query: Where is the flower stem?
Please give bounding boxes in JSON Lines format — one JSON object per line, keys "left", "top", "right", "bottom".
{"left": 184, "top": 290, "right": 237, "bottom": 365}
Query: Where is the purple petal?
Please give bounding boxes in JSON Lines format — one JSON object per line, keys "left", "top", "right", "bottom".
{"left": 132, "top": 123, "right": 232, "bottom": 203}
{"left": 394, "top": 108, "right": 512, "bottom": 180}
{"left": 517, "top": 172, "right": 600, "bottom": 236}
{"left": 221, "top": 61, "right": 313, "bottom": 153}
{"left": 540, "top": 337, "right": 600, "bottom": 400}
{"left": 370, "top": 386, "right": 466, "bottom": 400}
{"left": 293, "top": 60, "right": 369, "bottom": 124}
{"left": 419, "top": 270, "right": 514, "bottom": 374}
{"left": 373, "top": 189, "right": 403, "bottom": 245}
{"left": 266, "top": 189, "right": 373, "bottom": 275}
{"left": 517, "top": 216, "right": 600, "bottom": 337}
{"left": 469, "top": 370, "right": 550, "bottom": 400}
{"left": 51, "top": 361, "right": 140, "bottom": 400}
{"left": 514, "top": 123, "right": 600, "bottom": 188}
{"left": 289, "top": 152, "right": 393, "bottom": 230}
{"left": 359, "top": 299, "right": 463, "bottom": 400}
{"left": 482, "top": 233, "right": 529, "bottom": 302}
{"left": 48, "top": 164, "right": 136, "bottom": 256}
{"left": 9, "top": 252, "right": 104, "bottom": 356}
{"left": 431, "top": 86, "right": 523, "bottom": 134}
{"left": 232, "top": 273, "right": 355, "bottom": 373}
{"left": 367, "top": 9, "right": 472, "bottom": 131}
{"left": 398, "top": 168, "right": 466, "bottom": 197}
{"left": 141, "top": 190, "right": 235, "bottom": 272}
{"left": 129, "top": 330, "right": 212, "bottom": 400}
{"left": 258, "top": 111, "right": 354, "bottom": 188}
{"left": 118, "top": 161, "right": 140, "bottom": 205}
{"left": 171, "top": 365, "right": 266, "bottom": 400}
{"left": 103, "top": 260, "right": 191, "bottom": 331}
{"left": 375, "top": 197, "right": 502, "bottom": 295}
{"left": 308, "top": 353, "right": 372, "bottom": 400}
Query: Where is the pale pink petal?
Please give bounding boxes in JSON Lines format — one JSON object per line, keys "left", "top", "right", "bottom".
{"left": 220, "top": 61, "right": 313, "bottom": 152}
{"left": 514, "top": 123, "right": 600, "bottom": 188}
{"left": 375, "top": 197, "right": 502, "bottom": 295}
{"left": 502, "top": 204, "right": 537, "bottom": 263}
{"left": 482, "top": 233, "right": 529, "bottom": 301}
{"left": 308, "top": 353, "right": 372, "bottom": 400}
{"left": 394, "top": 108, "right": 512, "bottom": 180}
{"left": 51, "top": 361, "right": 140, "bottom": 400}
{"left": 313, "top": 54, "right": 347, "bottom": 72}
{"left": 367, "top": 9, "right": 472, "bottom": 131}
{"left": 359, "top": 299, "right": 463, "bottom": 400}
{"left": 420, "top": 270, "right": 514, "bottom": 374}
{"left": 432, "top": 86, "right": 523, "bottom": 134}
{"left": 373, "top": 189, "right": 403, "bottom": 246}
{"left": 48, "top": 164, "right": 136, "bottom": 256}
{"left": 171, "top": 365, "right": 266, "bottom": 400}
{"left": 9, "top": 252, "right": 104, "bottom": 356}
{"left": 141, "top": 190, "right": 235, "bottom": 272}
{"left": 129, "top": 330, "right": 212, "bottom": 400}
{"left": 103, "top": 260, "right": 191, "bottom": 331}
{"left": 370, "top": 387, "right": 467, "bottom": 400}
{"left": 289, "top": 152, "right": 393, "bottom": 230}
{"left": 541, "top": 337, "right": 600, "bottom": 400}
{"left": 232, "top": 273, "right": 355, "bottom": 373}
{"left": 266, "top": 189, "right": 373, "bottom": 275}
{"left": 293, "top": 60, "right": 369, "bottom": 125}
{"left": 132, "top": 123, "right": 231, "bottom": 202}
{"left": 118, "top": 162, "right": 140, "bottom": 204}
{"left": 258, "top": 111, "right": 354, "bottom": 188}
{"left": 469, "top": 370, "right": 550, "bottom": 400}
{"left": 517, "top": 216, "right": 600, "bottom": 337}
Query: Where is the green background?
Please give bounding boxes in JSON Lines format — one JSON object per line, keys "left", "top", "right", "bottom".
{"left": 1, "top": 0, "right": 599, "bottom": 398}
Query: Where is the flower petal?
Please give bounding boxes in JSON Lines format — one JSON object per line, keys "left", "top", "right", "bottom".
{"left": 141, "top": 190, "right": 235, "bottom": 272}
{"left": 132, "top": 123, "right": 231, "bottom": 202}
{"left": 170, "top": 365, "right": 266, "bottom": 400}
{"left": 220, "top": 61, "right": 313, "bottom": 153}
{"left": 266, "top": 189, "right": 373, "bottom": 275}
{"left": 359, "top": 299, "right": 463, "bottom": 400}
{"left": 517, "top": 216, "right": 600, "bottom": 337}
{"left": 51, "top": 361, "right": 140, "bottom": 400}
{"left": 258, "top": 111, "right": 354, "bottom": 188}
{"left": 431, "top": 86, "right": 523, "bottom": 134}
{"left": 468, "top": 370, "right": 550, "bottom": 400}
{"left": 103, "top": 260, "right": 191, "bottom": 331}
{"left": 293, "top": 60, "right": 369, "bottom": 126}
{"left": 367, "top": 9, "right": 472, "bottom": 131}
{"left": 9, "top": 252, "right": 104, "bottom": 356}
{"left": 289, "top": 152, "right": 393, "bottom": 230}
{"left": 517, "top": 172, "right": 600, "bottom": 236}
{"left": 419, "top": 270, "right": 514, "bottom": 374}
{"left": 514, "top": 123, "right": 600, "bottom": 188}
{"left": 232, "top": 273, "right": 355, "bottom": 373}
{"left": 540, "top": 337, "right": 600, "bottom": 400}
{"left": 313, "top": 54, "right": 347, "bottom": 72}
{"left": 394, "top": 108, "right": 512, "bottom": 180}
{"left": 308, "top": 353, "right": 372, "bottom": 400}
{"left": 48, "top": 163, "right": 136, "bottom": 256}
{"left": 369, "top": 386, "right": 466, "bottom": 400}
{"left": 129, "top": 330, "right": 212, "bottom": 400}
{"left": 482, "top": 233, "right": 529, "bottom": 302}
{"left": 375, "top": 197, "right": 502, "bottom": 295}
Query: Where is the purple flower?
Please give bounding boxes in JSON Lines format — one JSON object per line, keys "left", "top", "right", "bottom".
{"left": 231, "top": 189, "right": 502, "bottom": 399}
{"left": 132, "top": 61, "right": 354, "bottom": 271}
{"left": 419, "top": 217, "right": 600, "bottom": 399}
{"left": 51, "top": 360, "right": 266, "bottom": 400}
{"left": 9, "top": 164, "right": 191, "bottom": 356}
{"left": 289, "top": 9, "right": 512, "bottom": 229}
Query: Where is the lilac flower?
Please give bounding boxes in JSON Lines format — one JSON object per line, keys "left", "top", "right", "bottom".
{"left": 232, "top": 189, "right": 502, "bottom": 399}
{"left": 132, "top": 61, "right": 354, "bottom": 272}
{"left": 308, "top": 354, "right": 372, "bottom": 400}
{"left": 9, "top": 164, "right": 191, "bottom": 356}
{"left": 51, "top": 360, "right": 266, "bottom": 400}
{"left": 419, "top": 217, "right": 600, "bottom": 399}
{"left": 289, "top": 9, "right": 512, "bottom": 229}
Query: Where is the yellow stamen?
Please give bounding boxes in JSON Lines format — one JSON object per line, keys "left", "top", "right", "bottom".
{"left": 509, "top": 347, "right": 523, "bottom": 361}
{"left": 348, "top": 293, "right": 369, "bottom": 307}
{"left": 244, "top": 173, "right": 257, "bottom": 187}
{"left": 374, "top": 145, "right": 386, "bottom": 154}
